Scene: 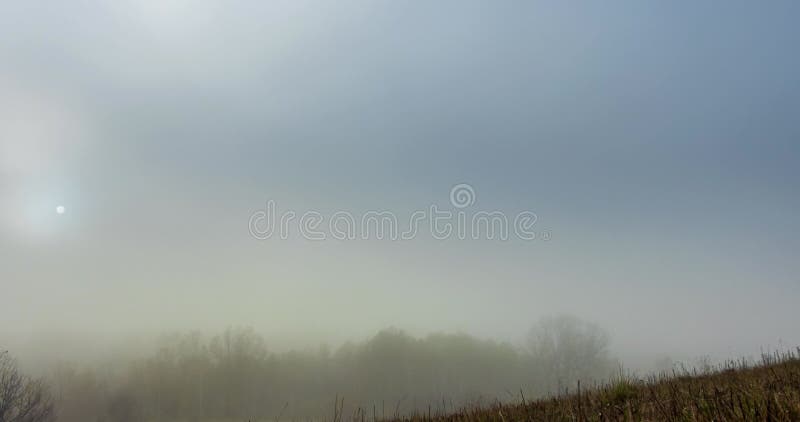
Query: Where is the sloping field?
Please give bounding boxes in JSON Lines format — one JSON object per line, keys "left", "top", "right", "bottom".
{"left": 381, "top": 350, "right": 800, "bottom": 422}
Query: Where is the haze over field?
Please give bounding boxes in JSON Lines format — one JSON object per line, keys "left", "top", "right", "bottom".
{"left": 1, "top": 1, "right": 799, "bottom": 419}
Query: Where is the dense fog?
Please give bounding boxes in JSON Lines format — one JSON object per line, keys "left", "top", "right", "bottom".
{"left": 2, "top": 1, "right": 799, "bottom": 421}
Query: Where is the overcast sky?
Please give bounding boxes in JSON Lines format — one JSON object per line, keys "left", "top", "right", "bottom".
{"left": 1, "top": 1, "right": 799, "bottom": 363}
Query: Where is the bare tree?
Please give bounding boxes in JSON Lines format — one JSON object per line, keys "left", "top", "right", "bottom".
{"left": 0, "top": 352, "right": 54, "bottom": 422}
{"left": 527, "top": 315, "right": 616, "bottom": 391}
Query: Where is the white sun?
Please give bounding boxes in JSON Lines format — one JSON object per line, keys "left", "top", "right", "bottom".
{"left": 56, "top": 205, "right": 65, "bottom": 215}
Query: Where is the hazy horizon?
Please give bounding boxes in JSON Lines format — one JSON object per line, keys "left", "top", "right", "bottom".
{"left": 2, "top": 0, "right": 799, "bottom": 387}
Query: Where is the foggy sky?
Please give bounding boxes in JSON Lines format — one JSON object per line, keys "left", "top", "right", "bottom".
{"left": 1, "top": 1, "right": 799, "bottom": 364}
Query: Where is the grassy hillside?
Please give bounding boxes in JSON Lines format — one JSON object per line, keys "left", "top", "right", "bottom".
{"left": 380, "top": 349, "right": 800, "bottom": 422}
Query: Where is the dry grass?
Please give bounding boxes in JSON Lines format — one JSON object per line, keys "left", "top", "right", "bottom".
{"left": 373, "top": 349, "right": 800, "bottom": 422}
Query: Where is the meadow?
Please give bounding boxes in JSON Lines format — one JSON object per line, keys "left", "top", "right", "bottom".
{"left": 383, "top": 349, "right": 800, "bottom": 422}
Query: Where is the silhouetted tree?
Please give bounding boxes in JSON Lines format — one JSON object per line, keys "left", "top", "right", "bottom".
{"left": 0, "top": 352, "right": 54, "bottom": 422}
{"left": 527, "top": 315, "right": 616, "bottom": 391}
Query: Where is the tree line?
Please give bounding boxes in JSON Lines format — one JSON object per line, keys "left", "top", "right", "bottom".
{"left": 7, "top": 315, "right": 616, "bottom": 421}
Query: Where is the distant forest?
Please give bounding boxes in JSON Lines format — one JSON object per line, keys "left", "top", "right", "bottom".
{"left": 43, "top": 316, "right": 616, "bottom": 421}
